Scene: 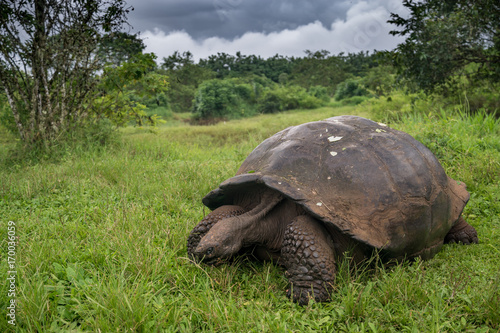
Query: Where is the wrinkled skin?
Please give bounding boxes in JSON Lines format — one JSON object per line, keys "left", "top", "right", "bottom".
{"left": 187, "top": 188, "right": 478, "bottom": 305}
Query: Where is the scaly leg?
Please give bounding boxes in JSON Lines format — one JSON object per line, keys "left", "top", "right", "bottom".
{"left": 444, "top": 216, "right": 479, "bottom": 244}
{"left": 281, "top": 215, "right": 336, "bottom": 305}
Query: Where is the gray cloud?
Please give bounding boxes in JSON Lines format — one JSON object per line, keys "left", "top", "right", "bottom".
{"left": 127, "top": 0, "right": 354, "bottom": 39}
{"left": 124, "top": 0, "right": 407, "bottom": 61}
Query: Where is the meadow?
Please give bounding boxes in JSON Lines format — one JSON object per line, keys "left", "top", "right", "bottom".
{"left": 0, "top": 101, "right": 499, "bottom": 332}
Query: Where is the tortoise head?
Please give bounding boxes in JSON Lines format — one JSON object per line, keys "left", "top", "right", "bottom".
{"left": 194, "top": 189, "right": 284, "bottom": 265}
{"left": 194, "top": 221, "right": 244, "bottom": 265}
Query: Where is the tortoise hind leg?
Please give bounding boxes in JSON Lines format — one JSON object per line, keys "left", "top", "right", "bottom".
{"left": 281, "top": 215, "right": 336, "bottom": 305}
{"left": 187, "top": 205, "right": 245, "bottom": 260}
{"left": 444, "top": 217, "right": 479, "bottom": 245}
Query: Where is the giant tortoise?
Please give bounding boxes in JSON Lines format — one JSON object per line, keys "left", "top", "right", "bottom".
{"left": 187, "top": 115, "right": 478, "bottom": 305}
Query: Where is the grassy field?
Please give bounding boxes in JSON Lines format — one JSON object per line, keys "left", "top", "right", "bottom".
{"left": 0, "top": 102, "right": 499, "bottom": 332}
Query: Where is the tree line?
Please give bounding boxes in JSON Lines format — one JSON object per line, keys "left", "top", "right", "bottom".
{"left": 157, "top": 49, "right": 385, "bottom": 121}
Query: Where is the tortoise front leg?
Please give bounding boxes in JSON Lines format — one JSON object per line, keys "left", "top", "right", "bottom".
{"left": 187, "top": 205, "right": 246, "bottom": 260}
{"left": 281, "top": 215, "right": 336, "bottom": 305}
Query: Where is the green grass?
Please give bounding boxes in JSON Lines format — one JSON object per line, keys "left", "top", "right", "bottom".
{"left": 0, "top": 101, "right": 499, "bottom": 332}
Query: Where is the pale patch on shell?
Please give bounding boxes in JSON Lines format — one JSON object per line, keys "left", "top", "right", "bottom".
{"left": 330, "top": 151, "right": 338, "bottom": 157}
{"left": 328, "top": 136, "right": 342, "bottom": 142}
{"left": 375, "top": 128, "right": 386, "bottom": 133}
{"left": 378, "top": 122, "right": 387, "bottom": 127}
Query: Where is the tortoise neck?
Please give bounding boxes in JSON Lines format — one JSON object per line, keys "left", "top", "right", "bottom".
{"left": 236, "top": 190, "right": 303, "bottom": 251}
{"left": 224, "top": 190, "right": 284, "bottom": 246}
{"left": 233, "top": 190, "right": 284, "bottom": 229}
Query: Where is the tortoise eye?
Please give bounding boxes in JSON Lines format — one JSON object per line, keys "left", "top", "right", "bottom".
{"left": 206, "top": 247, "right": 214, "bottom": 256}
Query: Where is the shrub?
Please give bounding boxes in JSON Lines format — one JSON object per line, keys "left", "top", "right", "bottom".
{"left": 192, "top": 79, "right": 239, "bottom": 120}
{"left": 192, "top": 79, "right": 257, "bottom": 121}
{"left": 358, "top": 92, "right": 430, "bottom": 124}
{"left": 308, "top": 85, "right": 331, "bottom": 102}
{"left": 340, "top": 96, "right": 370, "bottom": 106}
{"left": 259, "top": 85, "right": 324, "bottom": 113}
{"left": 362, "top": 65, "right": 395, "bottom": 96}
{"left": 335, "top": 79, "right": 370, "bottom": 101}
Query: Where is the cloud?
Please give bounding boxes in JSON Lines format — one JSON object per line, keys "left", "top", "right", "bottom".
{"left": 140, "top": 0, "right": 406, "bottom": 62}
{"left": 127, "top": 0, "right": 348, "bottom": 40}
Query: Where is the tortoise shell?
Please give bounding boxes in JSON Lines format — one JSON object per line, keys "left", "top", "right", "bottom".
{"left": 202, "top": 116, "right": 469, "bottom": 260}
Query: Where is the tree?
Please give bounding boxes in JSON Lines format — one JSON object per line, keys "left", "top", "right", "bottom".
{"left": 388, "top": 0, "right": 500, "bottom": 92}
{"left": 289, "top": 50, "right": 350, "bottom": 92}
{"left": 96, "top": 52, "right": 168, "bottom": 126}
{"left": 161, "top": 51, "right": 214, "bottom": 112}
{"left": 198, "top": 52, "right": 235, "bottom": 79}
{"left": 0, "top": 0, "right": 132, "bottom": 144}
{"left": 161, "top": 50, "right": 195, "bottom": 71}
{"left": 334, "top": 79, "right": 369, "bottom": 101}
{"left": 192, "top": 79, "right": 241, "bottom": 120}
{"left": 97, "top": 31, "right": 145, "bottom": 66}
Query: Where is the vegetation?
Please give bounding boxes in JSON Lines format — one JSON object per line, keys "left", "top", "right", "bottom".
{"left": 334, "top": 79, "right": 370, "bottom": 101}
{"left": 97, "top": 32, "right": 146, "bottom": 66}
{"left": 388, "top": 0, "right": 500, "bottom": 93}
{"left": 1, "top": 99, "right": 499, "bottom": 331}
{"left": 0, "top": 0, "right": 133, "bottom": 145}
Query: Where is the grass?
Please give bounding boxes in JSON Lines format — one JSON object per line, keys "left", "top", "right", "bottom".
{"left": 0, "top": 100, "right": 499, "bottom": 332}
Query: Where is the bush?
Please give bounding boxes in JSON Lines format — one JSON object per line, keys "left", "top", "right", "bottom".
{"left": 362, "top": 65, "right": 395, "bottom": 96}
{"left": 192, "top": 79, "right": 257, "bottom": 121}
{"left": 259, "top": 85, "right": 324, "bottom": 113}
{"left": 340, "top": 96, "right": 370, "bottom": 106}
{"left": 308, "top": 85, "right": 331, "bottom": 102}
{"left": 192, "top": 78, "right": 327, "bottom": 121}
{"left": 335, "top": 79, "right": 370, "bottom": 101}
{"left": 192, "top": 80, "right": 238, "bottom": 120}
{"left": 440, "top": 82, "right": 500, "bottom": 115}
{"left": 358, "top": 92, "right": 425, "bottom": 123}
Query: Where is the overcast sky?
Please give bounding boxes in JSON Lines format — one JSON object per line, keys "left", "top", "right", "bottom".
{"left": 125, "top": 0, "right": 408, "bottom": 62}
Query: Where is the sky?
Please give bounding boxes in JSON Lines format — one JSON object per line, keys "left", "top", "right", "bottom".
{"left": 124, "top": 0, "right": 408, "bottom": 63}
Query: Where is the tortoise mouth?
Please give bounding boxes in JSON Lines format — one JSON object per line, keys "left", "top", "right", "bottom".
{"left": 205, "top": 257, "right": 226, "bottom": 266}
{"left": 193, "top": 246, "right": 230, "bottom": 266}
{"left": 197, "top": 255, "right": 227, "bottom": 266}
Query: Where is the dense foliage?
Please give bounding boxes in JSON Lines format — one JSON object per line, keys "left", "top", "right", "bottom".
{"left": 160, "top": 50, "right": 382, "bottom": 122}
{"left": 161, "top": 51, "right": 214, "bottom": 113}
{"left": 191, "top": 75, "right": 329, "bottom": 121}
{"left": 1, "top": 0, "right": 498, "bottom": 148}
{"left": 388, "top": 0, "right": 500, "bottom": 92}
{"left": 95, "top": 52, "right": 168, "bottom": 127}
{"left": 192, "top": 79, "right": 247, "bottom": 121}
{"left": 0, "top": 0, "right": 133, "bottom": 145}
{"left": 97, "top": 32, "right": 146, "bottom": 66}
{"left": 334, "top": 79, "right": 370, "bottom": 101}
